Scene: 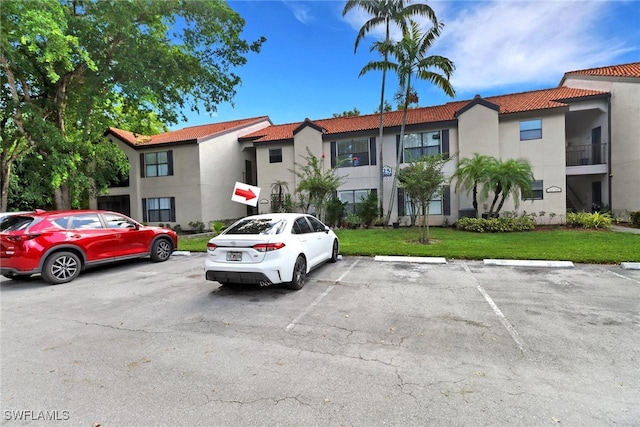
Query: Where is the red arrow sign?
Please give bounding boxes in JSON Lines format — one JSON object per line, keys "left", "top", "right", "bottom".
{"left": 234, "top": 187, "right": 256, "bottom": 201}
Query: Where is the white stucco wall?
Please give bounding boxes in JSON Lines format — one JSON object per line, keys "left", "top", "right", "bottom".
{"left": 563, "top": 75, "right": 640, "bottom": 214}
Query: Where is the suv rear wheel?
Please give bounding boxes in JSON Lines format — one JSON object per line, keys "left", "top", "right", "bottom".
{"left": 42, "top": 251, "right": 81, "bottom": 284}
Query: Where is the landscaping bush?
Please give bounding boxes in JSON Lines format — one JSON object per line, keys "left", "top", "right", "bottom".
{"left": 630, "top": 211, "right": 640, "bottom": 227}
{"left": 355, "top": 191, "right": 379, "bottom": 228}
{"left": 456, "top": 217, "right": 535, "bottom": 232}
{"left": 566, "top": 211, "right": 612, "bottom": 229}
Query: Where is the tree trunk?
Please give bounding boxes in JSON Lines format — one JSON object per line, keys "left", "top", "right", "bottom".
{"left": 54, "top": 185, "right": 71, "bottom": 210}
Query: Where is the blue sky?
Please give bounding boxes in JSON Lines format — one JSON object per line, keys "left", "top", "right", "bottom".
{"left": 177, "top": 0, "right": 640, "bottom": 129}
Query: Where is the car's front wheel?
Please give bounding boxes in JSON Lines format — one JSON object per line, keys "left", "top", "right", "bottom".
{"left": 329, "top": 239, "right": 339, "bottom": 263}
{"left": 286, "top": 255, "right": 307, "bottom": 290}
{"left": 151, "top": 238, "right": 173, "bottom": 262}
{"left": 42, "top": 251, "right": 81, "bottom": 285}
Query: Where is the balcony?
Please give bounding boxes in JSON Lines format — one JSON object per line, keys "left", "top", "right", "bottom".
{"left": 566, "top": 143, "right": 608, "bottom": 175}
{"left": 566, "top": 143, "right": 607, "bottom": 166}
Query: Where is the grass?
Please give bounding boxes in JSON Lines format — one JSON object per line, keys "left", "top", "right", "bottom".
{"left": 178, "top": 227, "right": 640, "bottom": 264}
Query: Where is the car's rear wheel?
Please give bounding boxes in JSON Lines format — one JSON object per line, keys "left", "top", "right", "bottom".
{"left": 330, "top": 239, "right": 339, "bottom": 263}
{"left": 151, "top": 238, "right": 173, "bottom": 262}
{"left": 286, "top": 255, "right": 307, "bottom": 290}
{"left": 42, "top": 251, "right": 81, "bottom": 285}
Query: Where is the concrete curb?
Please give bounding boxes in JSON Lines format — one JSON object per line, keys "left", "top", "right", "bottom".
{"left": 172, "top": 251, "right": 191, "bottom": 256}
{"left": 375, "top": 255, "right": 447, "bottom": 264}
{"left": 484, "top": 259, "right": 574, "bottom": 268}
{"left": 621, "top": 262, "right": 640, "bottom": 270}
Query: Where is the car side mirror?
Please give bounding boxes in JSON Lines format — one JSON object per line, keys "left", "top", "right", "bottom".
{"left": 324, "top": 225, "right": 330, "bottom": 234}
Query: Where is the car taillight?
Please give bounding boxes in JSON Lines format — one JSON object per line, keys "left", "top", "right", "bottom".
{"left": 7, "top": 234, "right": 41, "bottom": 241}
{"left": 207, "top": 243, "right": 217, "bottom": 251}
{"left": 252, "top": 242, "right": 286, "bottom": 252}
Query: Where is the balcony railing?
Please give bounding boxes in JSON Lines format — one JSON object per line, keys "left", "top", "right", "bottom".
{"left": 566, "top": 143, "right": 608, "bottom": 166}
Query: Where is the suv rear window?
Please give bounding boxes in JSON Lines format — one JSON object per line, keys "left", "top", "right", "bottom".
{"left": 0, "top": 216, "right": 35, "bottom": 232}
{"left": 225, "top": 218, "right": 286, "bottom": 235}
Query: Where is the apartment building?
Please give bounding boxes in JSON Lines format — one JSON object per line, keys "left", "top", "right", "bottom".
{"left": 100, "top": 62, "right": 639, "bottom": 228}
{"left": 100, "top": 117, "right": 271, "bottom": 228}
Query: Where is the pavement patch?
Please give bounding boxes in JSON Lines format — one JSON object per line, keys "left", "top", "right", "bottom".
{"left": 374, "top": 255, "right": 447, "bottom": 264}
{"left": 484, "top": 259, "right": 574, "bottom": 268}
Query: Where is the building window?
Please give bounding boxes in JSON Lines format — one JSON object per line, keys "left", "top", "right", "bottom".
{"left": 520, "top": 119, "right": 542, "bottom": 140}
{"left": 403, "top": 131, "right": 441, "bottom": 163}
{"left": 337, "top": 139, "right": 370, "bottom": 167}
{"left": 338, "top": 189, "right": 375, "bottom": 213}
{"left": 269, "top": 148, "right": 282, "bottom": 163}
{"left": 403, "top": 193, "right": 442, "bottom": 216}
{"left": 141, "top": 150, "right": 173, "bottom": 177}
{"left": 523, "top": 180, "right": 543, "bottom": 200}
{"left": 143, "top": 197, "right": 175, "bottom": 222}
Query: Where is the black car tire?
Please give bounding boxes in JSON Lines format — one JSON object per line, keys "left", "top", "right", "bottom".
{"left": 329, "top": 239, "right": 339, "bottom": 263}
{"left": 151, "top": 238, "right": 173, "bottom": 262}
{"left": 286, "top": 255, "right": 307, "bottom": 290}
{"left": 2, "top": 273, "right": 32, "bottom": 280}
{"left": 42, "top": 251, "right": 81, "bottom": 285}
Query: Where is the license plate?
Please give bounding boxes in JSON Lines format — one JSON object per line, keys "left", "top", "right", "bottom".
{"left": 226, "top": 251, "right": 242, "bottom": 261}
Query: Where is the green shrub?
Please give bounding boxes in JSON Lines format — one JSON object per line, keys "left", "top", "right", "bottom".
{"left": 566, "top": 211, "right": 612, "bottom": 229}
{"left": 630, "top": 211, "right": 640, "bottom": 227}
{"left": 456, "top": 217, "right": 535, "bottom": 232}
{"left": 356, "top": 191, "right": 379, "bottom": 228}
{"left": 325, "top": 197, "right": 347, "bottom": 228}
{"left": 188, "top": 220, "right": 205, "bottom": 233}
{"left": 346, "top": 212, "right": 362, "bottom": 229}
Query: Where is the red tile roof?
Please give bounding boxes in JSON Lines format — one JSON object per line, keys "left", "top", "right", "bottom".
{"left": 107, "top": 116, "right": 270, "bottom": 147}
{"left": 564, "top": 62, "right": 640, "bottom": 79}
{"left": 242, "top": 86, "right": 607, "bottom": 143}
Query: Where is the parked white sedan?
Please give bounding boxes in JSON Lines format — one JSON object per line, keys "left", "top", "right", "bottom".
{"left": 204, "top": 213, "right": 339, "bottom": 290}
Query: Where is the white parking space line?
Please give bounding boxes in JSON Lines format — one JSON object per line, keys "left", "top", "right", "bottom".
{"left": 285, "top": 259, "right": 361, "bottom": 332}
{"left": 462, "top": 263, "right": 526, "bottom": 353}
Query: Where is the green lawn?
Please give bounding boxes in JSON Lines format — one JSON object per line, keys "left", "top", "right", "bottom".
{"left": 178, "top": 227, "right": 640, "bottom": 264}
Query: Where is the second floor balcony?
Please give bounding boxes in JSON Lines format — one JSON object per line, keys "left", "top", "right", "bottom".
{"left": 566, "top": 143, "right": 608, "bottom": 166}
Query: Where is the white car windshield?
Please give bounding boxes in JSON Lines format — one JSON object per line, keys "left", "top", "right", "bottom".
{"left": 224, "top": 218, "right": 286, "bottom": 235}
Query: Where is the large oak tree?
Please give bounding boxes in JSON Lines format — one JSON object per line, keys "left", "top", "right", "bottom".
{"left": 1, "top": 0, "right": 265, "bottom": 210}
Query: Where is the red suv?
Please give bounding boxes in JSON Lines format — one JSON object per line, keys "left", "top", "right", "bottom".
{"left": 0, "top": 210, "right": 178, "bottom": 284}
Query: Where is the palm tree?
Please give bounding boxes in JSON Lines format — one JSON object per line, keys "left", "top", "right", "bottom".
{"left": 361, "top": 20, "right": 455, "bottom": 224}
{"left": 342, "top": 0, "right": 438, "bottom": 221}
{"left": 483, "top": 158, "right": 535, "bottom": 215}
{"left": 452, "top": 153, "right": 494, "bottom": 218}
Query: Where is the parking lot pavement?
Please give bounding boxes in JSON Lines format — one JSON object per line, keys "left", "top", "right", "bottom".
{"left": 1, "top": 254, "right": 639, "bottom": 426}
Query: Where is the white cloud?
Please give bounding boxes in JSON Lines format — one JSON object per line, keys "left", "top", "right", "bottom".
{"left": 342, "top": 0, "right": 632, "bottom": 93}
{"left": 433, "top": 0, "right": 632, "bottom": 92}
{"left": 282, "top": 0, "right": 313, "bottom": 24}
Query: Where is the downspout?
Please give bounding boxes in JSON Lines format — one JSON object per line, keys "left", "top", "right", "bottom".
{"left": 607, "top": 94, "right": 612, "bottom": 211}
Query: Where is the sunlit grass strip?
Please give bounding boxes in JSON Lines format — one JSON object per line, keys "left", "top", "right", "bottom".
{"left": 178, "top": 227, "right": 640, "bottom": 264}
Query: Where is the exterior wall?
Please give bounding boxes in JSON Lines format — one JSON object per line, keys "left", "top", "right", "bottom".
{"left": 256, "top": 142, "right": 296, "bottom": 213}
{"left": 101, "top": 136, "right": 143, "bottom": 220}
{"left": 197, "top": 121, "right": 270, "bottom": 224}
{"left": 455, "top": 103, "right": 500, "bottom": 217}
{"left": 102, "top": 119, "right": 270, "bottom": 228}
{"left": 497, "top": 110, "right": 567, "bottom": 223}
{"left": 563, "top": 76, "right": 640, "bottom": 214}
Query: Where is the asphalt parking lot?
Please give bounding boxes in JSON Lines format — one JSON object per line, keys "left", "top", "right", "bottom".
{"left": 1, "top": 254, "right": 639, "bottom": 426}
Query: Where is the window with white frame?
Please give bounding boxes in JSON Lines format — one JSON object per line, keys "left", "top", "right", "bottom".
{"left": 338, "top": 189, "right": 374, "bottom": 213}
{"left": 144, "top": 151, "right": 171, "bottom": 177}
{"left": 336, "top": 139, "right": 370, "bottom": 167}
{"left": 522, "top": 180, "right": 543, "bottom": 200}
{"left": 520, "top": 119, "right": 542, "bottom": 140}
{"left": 403, "top": 192, "right": 443, "bottom": 216}
{"left": 144, "top": 197, "right": 174, "bottom": 222}
{"left": 403, "top": 131, "right": 442, "bottom": 163}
